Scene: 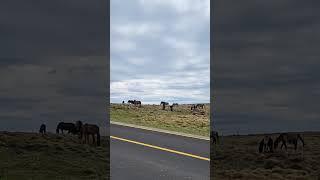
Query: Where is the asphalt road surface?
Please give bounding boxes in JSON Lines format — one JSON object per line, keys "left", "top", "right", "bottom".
{"left": 110, "top": 124, "right": 210, "bottom": 180}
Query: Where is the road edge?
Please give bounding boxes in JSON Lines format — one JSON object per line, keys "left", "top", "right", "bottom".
{"left": 110, "top": 121, "right": 210, "bottom": 141}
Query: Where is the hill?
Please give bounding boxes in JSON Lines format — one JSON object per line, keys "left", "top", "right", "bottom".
{"left": 110, "top": 103, "right": 210, "bottom": 136}
{"left": 0, "top": 132, "right": 109, "bottom": 180}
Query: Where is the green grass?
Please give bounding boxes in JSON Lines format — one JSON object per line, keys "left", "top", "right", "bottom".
{"left": 211, "top": 132, "right": 320, "bottom": 180}
{"left": 0, "top": 132, "right": 109, "bottom": 180}
{"left": 110, "top": 103, "right": 210, "bottom": 137}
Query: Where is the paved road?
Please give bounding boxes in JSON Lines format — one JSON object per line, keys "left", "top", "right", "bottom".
{"left": 110, "top": 124, "right": 210, "bottom": 180}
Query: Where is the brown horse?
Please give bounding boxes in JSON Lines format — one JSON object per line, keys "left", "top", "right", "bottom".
{"left": 80, "top": 123, "right": 100, "bottom": 146}
{"left": 274, "top": 133, "right": 305, "bottom": 151}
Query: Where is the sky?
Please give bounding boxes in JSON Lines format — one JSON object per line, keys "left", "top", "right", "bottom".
{"left": 212, "top": 0, "right": 320, "bottom": 135}
{"left": 110, "top": 0, "right": 210, "bottom": 104}
{"left": 0, "top": 0, "right": 108, "bottom": 134}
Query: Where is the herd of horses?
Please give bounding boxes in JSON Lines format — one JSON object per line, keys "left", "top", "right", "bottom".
{"left": 123, "top": 99, "right": 205, "bottom": 112}
{"left": 127, "top": 100, "right": 142, "bottom": 107}
{"left": 39, "top": 121, "right": 101, "bottom": 146}
{"left": 258, "top": 133, "right": 305, "bottom": 153}
{"left": 211, "top": 131, "right": 305, "bottom": 153}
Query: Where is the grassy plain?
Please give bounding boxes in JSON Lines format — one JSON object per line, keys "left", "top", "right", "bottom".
{"left": 0, "top": 132, "right": 109, "bottom": 180}
{"left": 211, "top": 132, "right": 320, "bottom": 180}
{"left": 110, "top": 103, "right": 210, "bottom": 137}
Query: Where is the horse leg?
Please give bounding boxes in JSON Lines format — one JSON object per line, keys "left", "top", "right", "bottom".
{"left": 284, "top": 141, "right": 287, "bottom": 151}
{"left": 86, "top": 134, "right": 89, "bottom": 144}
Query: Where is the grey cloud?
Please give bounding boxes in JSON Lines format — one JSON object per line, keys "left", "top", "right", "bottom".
{"left": 213, "top": 0, "right": 320, "bottom": 135}
{"left": 0, "top": 0, "right": 108, "bottom": 133}
{"left": 111, "top": 0, "right": 209, "bottom": 104}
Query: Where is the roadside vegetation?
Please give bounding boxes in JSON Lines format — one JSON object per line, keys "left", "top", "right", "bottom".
{"left": 110, "top": 103, "right": 210, "bottom": 137}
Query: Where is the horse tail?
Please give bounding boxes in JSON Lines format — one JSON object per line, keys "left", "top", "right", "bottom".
{"left": 298, "top": 134, "right": 305, "bottom": 147}
{"left": 97, "top": 132, "right": 101, "bottom": 146}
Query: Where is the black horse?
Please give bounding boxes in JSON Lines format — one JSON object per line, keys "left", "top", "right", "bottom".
{"left": 160, "top": 101, "right": 168, "bottom": 110}
{"left": 172, "top": 103, "right": 178, "bottom": 106}
{"left": 160, "top": 101, "right": 169, "bottom": 105}
{"left": 39, "top": 124, "right": 46, "bottom": 135}
{"left": 128, "top": 100, "right": 142, "bottom": 107}
{"left": 56, "top": 122, "right": 77, "bottom": 134}
{"left": 211, "top": 131, "right": 219, "bottom": 144}
{"left": 274, "top": 133, "right": 305, "bottom": 151}
{"left": 259, "top": 135, "right": 274, "bottom": 153}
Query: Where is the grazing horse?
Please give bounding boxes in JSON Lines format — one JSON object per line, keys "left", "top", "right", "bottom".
{"left": 196, "top": 104, "right": 205, "bottom": 109}
{"left": 80, "top": 123, "right": 100, "bottom": 146}
{"left": 56, "top": 122, "right": 77, "bottom": 134}
{"left": 259, "top": 135, "right": 274, "bottom": 153}
{"left": 274, "top": 133, "right": 305, "bottom": 151}
{"left": 39, "top": 124, "right": 46, "bottom": 135}
{"left": 211, "top": 131, "right": 219, "bottom": 144}
{"left": 134, "top": 100, "right": 142, "bottom": 107}
{"left": 75, "top": 120, "right": 83, "bottom": 138}
{"left": 173, "top": 103, "right": 178, "bottom": 106}
{"left": 160, "top": 101, "right": 168, "bottom": 110}
{"left": 128, "top": 100, "right": 142, "bottom": 107}
{"left": 160, "top": 101, "right": 169, "bottom": 105}
{"left": 128, "top": 100, "right": 135, "bottom": 104}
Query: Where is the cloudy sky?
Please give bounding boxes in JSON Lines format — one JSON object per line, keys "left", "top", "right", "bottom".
{"left": 110, "top": 0, "right": 210, "bottom": 104}
{"left": 213, "top": 0, "right": 320, "bottom": 135}
{"left": 0, "top": 0, "right": 108, "bottom": 133}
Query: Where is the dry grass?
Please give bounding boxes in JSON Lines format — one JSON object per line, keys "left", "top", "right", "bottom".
{"left": 211, "top": 132, "right": 320, "bottom": 180}
{"left": 110, "top": 103, "right": 210, "bottom": 136}
{"left": 0, "top": 132, "right": 109, "bottom": 180}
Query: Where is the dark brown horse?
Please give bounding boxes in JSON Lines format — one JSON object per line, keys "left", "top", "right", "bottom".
{"left": 80, "top": 123, "right": 100, "bottom": 146}
{"left": 259, "top": 135, "right": 274, "bottom": 153}
{"left": 56, "top": 122, "right": 77, "bottom": 134}
{"left": 211, "top": 131, "right": 219, "bottom": 144}
{"left": 274, "top": 133, "right": 305, "bottom": 151}
{"left": 39, "top": 124, "right": 46, "bottom": 135}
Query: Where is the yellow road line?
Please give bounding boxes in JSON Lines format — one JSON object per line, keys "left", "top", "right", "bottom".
{"left": 110, "top": 135, "right": 210, "bottom": 161}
